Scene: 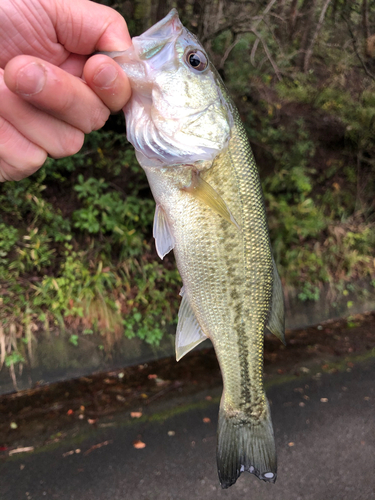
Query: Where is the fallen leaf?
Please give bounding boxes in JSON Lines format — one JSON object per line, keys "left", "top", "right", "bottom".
{"left": 130, "top": 412, "right": 142, "bottom": 418}
{"left": 10, "top": 422, "right": 17, "bottom": 430}
{"left": 62, "top": 450, "right": 75, "bottom": 457}
{"left": 133, "top": 440, "right": 146, "bottom": 449}
{"left": 116, "top": 395, "right": 126, "bottom": 402}
{"left": 78, "top": 414, "right": 84, "bottom": 420}
{"left": 167, "top": 431, "right": 175, "bottom": 436}
{"left": 203, "top": 417, "right": 211, "bottom": 424}
{"left": 140, "top": 393, "right": 148, "bottom": 399}
{"left": 288, "top": 442, "right": 295, "bottom": 447}
{"left": 67, "top": 409, "right": 74, "bottom": 416}
{"left": 205, "top": 396, "right": 212, "bottom": 401}
{"left": 80, "top": 405, "right": 85, "bottom": 412}
{"left": 9, "top": 447, "right": 34, "bottom": 456}
{"left": 364, "top": 397, "right": 370, "bottom": 401}
{"left": 87, "top": 419, "right": 97, "bottom": 425}
{"left": 320, "top": 398, "right": 328, "bottom": 403}
{"left": 299, "top": 402, "right": 305, "bottom": 407}
{"left": 20, "top": 464, "right": 25, "bottom": 470}
{"left": 347, "top": 362, "right": 354, "bottom": 368}
{"left": 148, "top": 374, "right": 157, "bottom": 379}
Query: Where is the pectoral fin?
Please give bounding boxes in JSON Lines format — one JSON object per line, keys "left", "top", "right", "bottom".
{"left": 176, "top": 293, "right": 207, "bottom": 361}
{"left": 266, "top": 258, "right": 286, "bottom": 345}
{"left": 153, "top": 204, "right": 175, "bottom": 259}
{"left": 183, "top": 172, "right": 240, "bottom": 230}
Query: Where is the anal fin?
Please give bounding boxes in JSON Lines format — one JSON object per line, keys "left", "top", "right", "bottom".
{"left": 266, "top": 258, "right": 286, "bottom": 345}
{"left": 176, "top": 293, "right": 207, "bottom": 361}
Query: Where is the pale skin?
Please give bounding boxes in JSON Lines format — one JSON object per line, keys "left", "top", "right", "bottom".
{"left": 0, "top": 0, "right": 132, "bottom": 182}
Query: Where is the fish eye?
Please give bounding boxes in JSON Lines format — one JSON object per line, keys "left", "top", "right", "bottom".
{"left": 185, "top": 49, "right": 208, "bottom": 72}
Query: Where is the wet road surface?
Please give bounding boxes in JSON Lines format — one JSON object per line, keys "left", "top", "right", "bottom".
{"left": 1, "top": 356, "right": 374, "bottom": 500}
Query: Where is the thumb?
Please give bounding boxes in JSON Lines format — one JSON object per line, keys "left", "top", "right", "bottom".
{"left": 46, "top": 0, "right": 132, "bottom": 54}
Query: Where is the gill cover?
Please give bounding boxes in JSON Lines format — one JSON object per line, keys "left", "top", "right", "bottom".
{"left": 112, "top": 9, "right": 232, "bottom": 167}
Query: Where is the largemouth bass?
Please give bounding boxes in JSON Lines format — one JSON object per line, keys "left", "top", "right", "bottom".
{"left": 109, "top": 9, "right": 285, "bottom": 488}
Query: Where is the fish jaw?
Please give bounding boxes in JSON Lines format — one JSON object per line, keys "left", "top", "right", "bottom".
{"left": 110, "top": 11, "right": 232, "bottom": 168}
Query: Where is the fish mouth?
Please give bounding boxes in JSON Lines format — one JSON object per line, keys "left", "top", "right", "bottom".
{"left": 134, "top": 9, "right": 183, "bottom": 62}
{"left": 106, "top": 9, "right": 183, "bottom": 76}
{"left": 140, "top": 9, "right": 183, "bottom": 40}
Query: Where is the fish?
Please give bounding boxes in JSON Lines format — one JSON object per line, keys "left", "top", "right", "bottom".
{"left": 107, "top": 9, "right": 285, "bottom": 488}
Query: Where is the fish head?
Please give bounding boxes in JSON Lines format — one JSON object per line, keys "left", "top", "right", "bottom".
{"left": 114, "top": 9, "right": 232, "bottom": 168}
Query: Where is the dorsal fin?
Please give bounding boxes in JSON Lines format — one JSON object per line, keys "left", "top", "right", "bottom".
{"left": 266, "top": 258, "right": 286, "bottom": 345}
{"left": 176, "top": 293, "right": 207, "bottom": 361}
{"left": 153, "top": 204, "right": 175, "bottom": 259}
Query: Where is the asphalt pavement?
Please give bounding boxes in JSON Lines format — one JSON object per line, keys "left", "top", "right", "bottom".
{"left": 1, "top": 356, "right": 374, "bottom": 500}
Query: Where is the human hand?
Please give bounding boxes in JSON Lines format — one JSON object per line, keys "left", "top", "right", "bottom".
{"left": 0, "top": 0, "right": 131, "bottom": 182}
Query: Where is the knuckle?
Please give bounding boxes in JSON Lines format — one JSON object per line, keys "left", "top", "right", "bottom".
{"left": 28, "top": 153, "right": 47, "bottom": 171}
{"left": 55, "top": 130, "right": 85, "bottom": 158}
{"left": 89, "top": 106, "right": 110, "bottom": 132}
{"left": 56, "top": 90, "right": 76, "bottom": 117}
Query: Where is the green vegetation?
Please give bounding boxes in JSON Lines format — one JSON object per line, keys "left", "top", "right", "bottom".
{"left": 0, "top": 131, "right": 180, "bottom": 370}
{"left": 1, "top": 0, "right": 375, "bottom": 373}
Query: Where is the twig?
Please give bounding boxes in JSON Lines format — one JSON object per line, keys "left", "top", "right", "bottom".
{"left": 303, "top": 0, "right": 333, "bottom": 72}
{"left": 204, "top": 0, "right": 278, "bottom": 43}
{"left": 219, "top": 34, "right": 240, "bottom": 69}
{"left": 342, "top": 14, "right": 375, "bottom": 82}
{"left": 250, "top": 37, "right": 260, "bottom": 66}
{"left": 252, "top": 0, "right": 279, "bottom": 32}
{"left": 251, "top": 28, "right": 282, "bottom": 81}
{"left": 83, "top": 440, "right": 113, "bottom": 456}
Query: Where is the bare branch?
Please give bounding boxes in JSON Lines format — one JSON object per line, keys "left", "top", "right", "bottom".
{"left": 252, "top": 0, "right": 279, "bottom": 31}
{"left": 362, "top": 0, "right": 369, "bottom": 42}
{"left": 250, "top": 37, "right": 261, "bottom": 66}
{"left": 219, "top": 34, "right": 240, "bottom": 69}
{"left": 342, "top": 13, "right": 375, "bottom": 82}
{"left": 303, "top": 0, "right": 333, "bottom": 72}
{"left": 251, "top": 28, "right": 282, "bottom": 81}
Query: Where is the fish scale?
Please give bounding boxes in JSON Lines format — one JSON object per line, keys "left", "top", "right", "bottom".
{"left": 109, "top": 8, "right": 285, "bottom": 489}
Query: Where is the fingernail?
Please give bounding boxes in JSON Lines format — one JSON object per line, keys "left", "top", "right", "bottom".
{"left": 93, "top": 64, "right": 118, "bottom": 89}
{"left": 16, "top": 62, "right": 46, "bottom": 96}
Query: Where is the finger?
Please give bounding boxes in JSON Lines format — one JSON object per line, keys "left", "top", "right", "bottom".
{"left": 47, "top": 0, "right": 132, "bottom": 53}
{"left": 0, "top": 70, "right": 84, "bottom": 158}
{"left": 4, "top": 56, "right": 110, "bottom": 134}
{"left": 0, "top": 116, "right": 46, "bottom": 181}
{"left": 83, "top": 54, "right": 131, "bottom": 112}
{"left": 59, "top": 54, "right": 88, "bottom": 77}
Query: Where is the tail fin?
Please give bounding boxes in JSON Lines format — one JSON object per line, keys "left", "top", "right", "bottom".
{"left": 217, "top": 401, "right": 277, "bottom": 488}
